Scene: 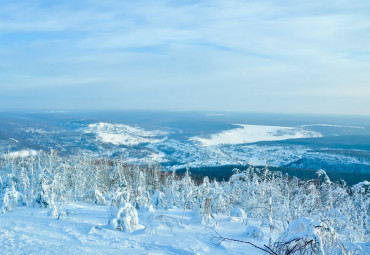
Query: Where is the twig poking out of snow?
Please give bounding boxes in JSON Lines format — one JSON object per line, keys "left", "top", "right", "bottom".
{"left": 209, "top": 227, "right": 278, "bottom": 255}
{"left": 145, "top": 212, "right": 178, "bottom": 235}
{"left": 272, "top": 217, "right": 358, "bottom": 255}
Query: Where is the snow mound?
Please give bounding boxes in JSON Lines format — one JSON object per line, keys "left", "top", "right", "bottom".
{"left": 85, "top": 122, "right": 168, "bottom": 146}
{"left": 245, "top": 225, "right": 264, "bottom": 239}
{"left": 191, "top": 124, "right": 322, "bottom": 146}
{"left": 281, "top": 217, "right": 319, "bottom": 240}
{"left": 274, "top": 218, "right": 325, "bottom": 255}
{"left": 230, "top": 207, "right": 246, "bottom": 218}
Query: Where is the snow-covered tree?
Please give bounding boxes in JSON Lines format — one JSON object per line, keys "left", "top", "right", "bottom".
{"left": 109, "top": 203, "right": 139, "bottom": 232}
{"left": 0, "top": 181, "right": 26, "bottom": 213}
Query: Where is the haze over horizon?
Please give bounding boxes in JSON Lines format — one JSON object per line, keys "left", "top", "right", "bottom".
{"left": 1, "top": 0, "right": 370, "bottom": 115}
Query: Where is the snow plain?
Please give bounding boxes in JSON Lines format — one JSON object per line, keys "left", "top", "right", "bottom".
{"left": 5, "top": 150, "right": 38, "bottom": 158}
{"left": 85, "top": 122, "right": 168, "bottom": 146}
{"left": 191, "top": 124, "right": 322, "bottom": 146}
{"left": 0, "top": 203, "right": 267, "bottom": 255}
{"left": 300, "top": 124, "right": 365, "bottom": 129}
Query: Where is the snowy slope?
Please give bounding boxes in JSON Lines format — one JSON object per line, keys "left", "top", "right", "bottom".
{"left": 0, "top": 203, "right": 267, "bottom": 255}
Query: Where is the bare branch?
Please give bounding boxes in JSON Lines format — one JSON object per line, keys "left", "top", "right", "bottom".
{"left": 209, "top": 228, "right": 278, "bottom": 255}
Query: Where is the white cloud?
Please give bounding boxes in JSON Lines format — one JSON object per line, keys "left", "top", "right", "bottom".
{"left": 0, "top": 0, "right": 370, "bottom": 115}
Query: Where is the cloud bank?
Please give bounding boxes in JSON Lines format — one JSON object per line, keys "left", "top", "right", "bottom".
{"left": 0, "top": 0, "right": 369, "bottom": 115}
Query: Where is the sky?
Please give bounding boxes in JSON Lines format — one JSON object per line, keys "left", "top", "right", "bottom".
{"left": 0, "top": 0, "right": 370, "bottom": 115}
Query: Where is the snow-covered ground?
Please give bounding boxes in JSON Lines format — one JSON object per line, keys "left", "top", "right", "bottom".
{"left": 0, "top": 203, "right": 267, "bottom": 255}
{"left": 84, "top": 122, "right": 168, "bottom": 146}
{"left": 0, "top": 150, "right": 369, "bottom": 254}
{"left": 191, "top": 124, "right": 322, "bottom": 146}
{"left": 300, "top": 124, "right": 366, "bottom": 129}
{"left": 4, "top": 149, "right": 38, "bottom": 158}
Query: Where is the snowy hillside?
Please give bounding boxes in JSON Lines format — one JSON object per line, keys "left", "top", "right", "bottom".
{"left": 0, "top": 203, "right": 267, "bottom": 255}
{"left": 0, "top": 153, "right": 369, "bottom": 254}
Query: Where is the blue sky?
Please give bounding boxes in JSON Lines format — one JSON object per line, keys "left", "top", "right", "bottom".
{"left": 0, "top": 0, "right": 369, "bottom": 115}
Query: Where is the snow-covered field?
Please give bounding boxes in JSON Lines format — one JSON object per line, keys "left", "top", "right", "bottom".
{"left": 191, "top": 124, "right": 322, "bottom": 146}
{"left": 0, "top": 203, "right": 266, "bottom": 255}
{"left": 0, "top": 150, "right": 369, "bottom": 254}
{"left": 300, "top": 124, "right": 366, "bottom": 129}
{"left": 1, "top": 203, "right": 369, "bottom": 255}
{"left": 84, "top": 122, "right": 168, "bottom": 146}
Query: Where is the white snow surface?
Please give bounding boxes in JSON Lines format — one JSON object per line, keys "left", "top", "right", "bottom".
{"left": 300, "top": 124, "right": 365, "bottom": 129}
{"left": 4, "top": 150, "right": 38, "bottom": 158}
{"left": 85, "top": 122, "right": 168, "bottom": 146}
{"left": 0, "top": 203, "right": 268, "bottom": 255}
{"left": 191, "top": 124, "right": 322, "bottom": 146}
{"left": 280, "top": 217, "right": 319, "bottom": 240}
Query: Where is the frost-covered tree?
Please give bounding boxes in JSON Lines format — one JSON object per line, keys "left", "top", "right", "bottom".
{"left": 0, "top": 181, "right": 26, "bottom": 213}
{"left": 35, "top": 176, "right": 54, "bottom": 208}
{"left": 151, "top": 191, "right": 167, "bottom": 210}
{"left": 0, "top": 151, "right": 369, "bottom": 247}
{"left": 109, "top": 203, "right": 139, "bottom": 232}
